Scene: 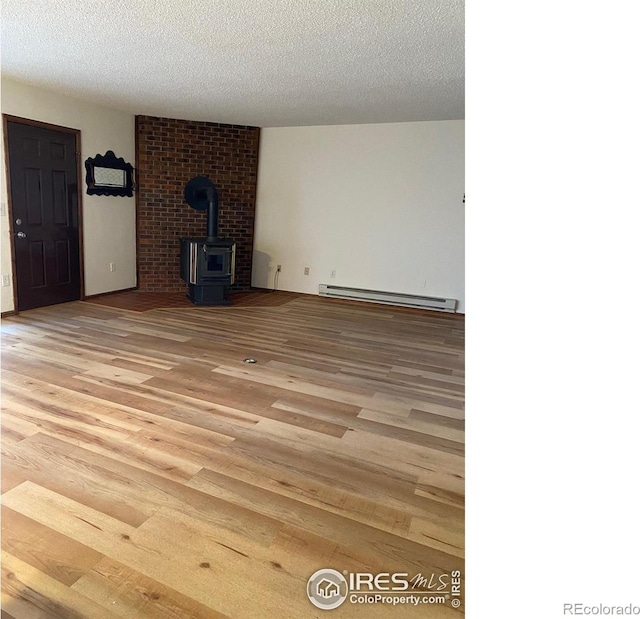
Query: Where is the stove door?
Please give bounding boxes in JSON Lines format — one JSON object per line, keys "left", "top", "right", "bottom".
{"left": 198, "top": 245, "right": 233, "bottom": 283}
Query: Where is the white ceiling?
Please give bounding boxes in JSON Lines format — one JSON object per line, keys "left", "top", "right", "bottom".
{"left": 1, "top": 0, "right": 464, "bottom": 128}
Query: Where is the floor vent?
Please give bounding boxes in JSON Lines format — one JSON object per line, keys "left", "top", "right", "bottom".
{"left": 318, "top": 285, "right": 457, "bottom": 312}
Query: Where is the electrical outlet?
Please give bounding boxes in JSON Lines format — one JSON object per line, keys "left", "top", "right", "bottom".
{"left": 304, "top": 267, "right": 310, "bottom": 275}
{"left": 330, "top": 270, "right": 336, "bottom": 278}
{"left": 276, "top": 264, "right": 282, "bottom": 272}
{"left": 2, "top": 274, "right": 10, "bottom": 287}
{"left": 109, "top": 262, "right": 116, "bottom": 272}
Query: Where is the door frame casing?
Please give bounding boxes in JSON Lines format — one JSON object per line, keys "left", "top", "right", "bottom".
{"left": 2, "top": 114, "right": 85, "bottom": 313}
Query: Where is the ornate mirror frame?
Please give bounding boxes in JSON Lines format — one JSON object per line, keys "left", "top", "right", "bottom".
{"left": 85, "top": 150, "right": 135, "bottom": 197}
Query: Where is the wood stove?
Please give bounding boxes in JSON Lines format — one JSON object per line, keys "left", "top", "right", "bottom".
{"left": 180, "top": 176, "right": 236, "bottom": 305}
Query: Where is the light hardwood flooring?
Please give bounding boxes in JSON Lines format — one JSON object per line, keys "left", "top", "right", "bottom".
{"left": 1, "top": 294, "right": 464, "bottom": 618}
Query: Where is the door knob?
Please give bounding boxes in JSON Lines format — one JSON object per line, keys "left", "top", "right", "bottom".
{"left": 15, "top": 218, "right": 22, "bottom": 225}
{"left": 17, "top": 231, "right": 27, "bottom": 238}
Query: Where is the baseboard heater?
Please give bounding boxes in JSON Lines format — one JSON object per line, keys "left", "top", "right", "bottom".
{"left": 318, "top": 284, "right": 457, "bottom": 312}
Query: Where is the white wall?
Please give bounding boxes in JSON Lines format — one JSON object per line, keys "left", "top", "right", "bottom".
{"left": 1, "top": 78, "right": 136, "bottom": 313}
{"left": 253, "top": 120, "right": 465, "bottom": 312}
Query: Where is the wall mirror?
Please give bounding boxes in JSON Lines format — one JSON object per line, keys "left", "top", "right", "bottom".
{"left": 85, "top": 150, "right": 134, "bottom": 197}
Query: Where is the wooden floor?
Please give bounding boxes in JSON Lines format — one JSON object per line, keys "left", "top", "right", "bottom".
{"left": 82, "top": 290, "right": 302, "bottom": 312}
{"left": 1, "top": 293, "right": 464, "bottom": 618}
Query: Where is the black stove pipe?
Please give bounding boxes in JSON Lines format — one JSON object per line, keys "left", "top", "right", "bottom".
{"left": 203, "top": 186, "right": 219, "bottom": 240}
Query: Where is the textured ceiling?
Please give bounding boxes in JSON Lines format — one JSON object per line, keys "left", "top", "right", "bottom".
{"left": 1, "top": 0, "right": 464, "bottom": 127}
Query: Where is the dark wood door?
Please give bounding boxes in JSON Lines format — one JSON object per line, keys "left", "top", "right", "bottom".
{"left": 6, "top": 120, "right": 82, "bottom": 311}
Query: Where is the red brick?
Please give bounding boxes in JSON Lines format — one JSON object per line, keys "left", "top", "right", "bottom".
{"left": 136, "top": 115, "right": 259, "bottom": 292}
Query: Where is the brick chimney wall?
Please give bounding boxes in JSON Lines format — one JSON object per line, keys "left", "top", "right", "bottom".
{"left": 135, "top": 116, "right": 260, "bottom": 292}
